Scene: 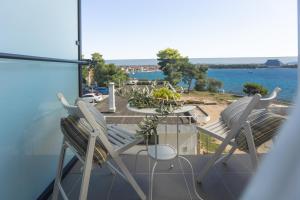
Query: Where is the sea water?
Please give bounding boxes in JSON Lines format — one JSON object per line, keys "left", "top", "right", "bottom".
{"left": 130, "top": 68, "right": 298, "bottom": 102}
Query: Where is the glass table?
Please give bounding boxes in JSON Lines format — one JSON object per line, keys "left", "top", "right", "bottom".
{"left": 127, "top": 104, "right": 195, "bottom": 157}
{"left": 127, "top": 104, "right": 202, "bottom": 200}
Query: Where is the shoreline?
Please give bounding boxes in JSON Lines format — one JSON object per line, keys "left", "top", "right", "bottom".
{"left": 121, "top": 65, "right": 298, "bottom": 70}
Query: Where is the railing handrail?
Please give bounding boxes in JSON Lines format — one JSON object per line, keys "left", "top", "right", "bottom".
{"left": 104, "top": 115, "right": 195, "bottom": 124}
{"left": 104, "top": 115, "right": 193, "bottom": 118}
{"left": 0, "top": 52, "right": 90, "bottom": 64}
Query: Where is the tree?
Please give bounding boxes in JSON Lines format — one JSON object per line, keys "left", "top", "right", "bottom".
{"left": 194, "top": 65, "right": 208, "bottom": 91}
{"left": 243, "top": 82, "right": 268, "bottom": 96}
{"left": 180, "top": 62, "right": 194, "bottom": 92}
{"left": 82, "top": 66, "right": 88, "bottom": 84}
{"left": 207, "top": 78, "right": 223, "bottom": 92}
{"left": 164, "top": 70, "right": 182, "bottom": 86}
{"left": 92, "top": 52, "right": 128, "bottom": 87}
{"left": 111, "top": 66, "right": 128, "bottom": 87}
{"left": 194, "top": 79, "right": 207, "bottom": 91}
{"left": 89, "top": 53, "right": 105, "bottom": 85}
{"left": 156, "top": 48, "right": 210, "bottom": 92}
{"left": 182, "top": 64, "right": 207, "bottom": 93}
{"left": 91, "top": 52, "right": 105, "bottom": 65}
{"left": 157, "top": 48, "right": 186, "bottom": 72}
{"left": 81, "top": 54, "right": 89, "bottom": 85}
{"left": 157, "top": 48, "right": 189, "bottom": 86}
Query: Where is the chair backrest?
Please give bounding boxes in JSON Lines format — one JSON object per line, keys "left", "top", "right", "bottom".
{"left": 77, "top": 100, "right": 116, "bottom": 154}
{"left": 221, "top": 87, "right": 281, "bottom": 129}
{"left": 57, "top": 93, "right": 115, "bottom": 154}
{"left": 57, "top": 93, "right": 107, "bottom": 128}
{"left": 57, "top": 93, "right": 84, "bottom": 118}
{"left": 257, "top": 87, "right": 281, "bottom": 109}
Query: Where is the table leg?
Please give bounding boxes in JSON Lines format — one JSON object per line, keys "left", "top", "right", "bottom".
{"left": 178, "top": 155, "right": 203, "bottom": 200}
{"left": 134, "top": 149, "right": 147, "bottom": 174}
{"left": 177, "top": 114, "right": 179, "bottom": 156}
{"left": 150, "top": 160, "right": 158, "bottom": 200}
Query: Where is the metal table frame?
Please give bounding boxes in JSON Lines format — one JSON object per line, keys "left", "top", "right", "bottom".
{"left": 128, "top": 105, "right": 202, "bottom": 200}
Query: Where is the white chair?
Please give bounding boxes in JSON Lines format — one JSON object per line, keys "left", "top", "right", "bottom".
{"left": 52, "top": 93, "right": 146, "bottom": 200}
{"left": 197, "top": 87, "right": 282, "bottom": 183}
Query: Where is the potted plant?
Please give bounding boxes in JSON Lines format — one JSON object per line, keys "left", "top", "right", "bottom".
{"left": 119, "top": 82, "right": 183, "bottom": 143}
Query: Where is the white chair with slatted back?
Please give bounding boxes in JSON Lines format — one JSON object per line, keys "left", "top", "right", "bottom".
{"left": 52, "top": 93, "right": 146, "bottom": 200}
{"left": 197, "top": 87, "right": 281, "bottom": 183}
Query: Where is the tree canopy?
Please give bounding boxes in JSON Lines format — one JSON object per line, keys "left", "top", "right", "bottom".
{"left": 243, "top": 82, "right": 268, "bottom": 96}
{"left": 157, "top": 48, "right": 186, "bottom": 71}
{"left": 156, "top": 48, "right": 208, "bottom": 92}
{"left": 207, "top": 78, "right": 223, "bottom": 92}
{"left": 91, "top": 52, "right": 128, "bottom": 87}
{"left": 182, "top": 64, "right": 208, "bottom": 92}
{"left": 82, "top": 66, "right": 89, "bottom": 84}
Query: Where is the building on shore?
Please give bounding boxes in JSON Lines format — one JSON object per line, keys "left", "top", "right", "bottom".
{"left": 265, "top": 59, "right": 283, "bottom": 67}
{"left": 120, "top": 65, "right": 160, "bottom": 73}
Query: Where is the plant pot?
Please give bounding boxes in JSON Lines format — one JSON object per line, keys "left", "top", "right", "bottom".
{"left": 138, "top": 134, "right": 159, "bottom": 145}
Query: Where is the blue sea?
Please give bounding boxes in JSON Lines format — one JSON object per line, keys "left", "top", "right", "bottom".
{"left": 129, "top": 68, "right": 298, "bottom": 102}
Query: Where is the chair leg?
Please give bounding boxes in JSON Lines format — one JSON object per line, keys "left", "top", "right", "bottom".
{"left": 52, "top": 140, "right": 67, "bottom": 200}
{"left": 197, "top": 133, "right": 233, "bottom": 183}
{"left": 79, "top": 135, "right": 96, "bottom": 200}
{"left": 221, "top": 146, "right": 237, "bottom": 165}
{"left": 106, "top": 161, "right": 128, "bottom": 181}
{"left": 244, "top": 122, "right": 258, "bottom": 169}
{"left": 106, "top": 161, "right": 117, "bottom": 175}
{"left": 113, "top": 155, "right": 147, "bottom": 200}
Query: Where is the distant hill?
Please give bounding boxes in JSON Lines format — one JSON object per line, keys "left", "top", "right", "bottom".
{"left": 287, "top": 61, "right": 298, "bottom": 65}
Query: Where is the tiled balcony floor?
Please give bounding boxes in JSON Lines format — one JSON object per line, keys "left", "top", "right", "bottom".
{"left": 53, "top": 154, "right": 255, "bottom": 200}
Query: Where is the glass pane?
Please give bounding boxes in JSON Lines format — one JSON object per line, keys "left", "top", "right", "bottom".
{"left": 0, "top": 59, "right": 78, "bottom": 199}
{"left": 0, "top": 0, "right": 78, "bottom": 59}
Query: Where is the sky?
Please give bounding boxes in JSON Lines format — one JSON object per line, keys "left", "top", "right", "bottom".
{"left": 82, "top": 0, "right": 297, "bottom": 60}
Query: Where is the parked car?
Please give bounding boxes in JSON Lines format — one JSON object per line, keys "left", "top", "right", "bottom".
{"left": 94, "top": 87, "right": 109, "bottom": 95}
{"left": 127, "top": 79, "right": 138, "bottom": 85}
{"left": 81, "top": 93, "right": 102, "bottom": 103}
{"left": 83, "top": 87, "right": 90, "bottom": 95}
